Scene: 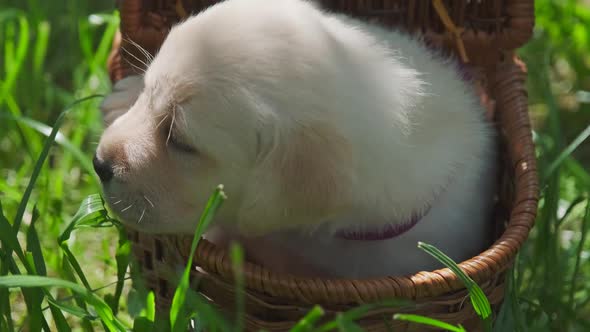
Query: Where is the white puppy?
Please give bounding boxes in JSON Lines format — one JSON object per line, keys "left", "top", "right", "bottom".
{"left": 96, "top": 0, "right": 496, "bottom": 278}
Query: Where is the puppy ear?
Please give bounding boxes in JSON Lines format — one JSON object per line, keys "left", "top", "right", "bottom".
{"left": 100, "top": 75, "right": 144, "bottom": 127}
{"left": 237, "top": 122, "right": 353, "bottom": 236}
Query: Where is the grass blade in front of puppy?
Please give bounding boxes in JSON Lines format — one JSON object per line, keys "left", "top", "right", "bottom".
{"left": 289, "top": 305, "right": 324, "bottom": 332}
{"left": 105, "top": 229, "right": 131, "bottom": 316}
{"left": 146, "top": 291, "right": 156, "bottom": 322}
{"left": 183, "top": 287, "right": 233, "bottom": 332}
{"left": 418, "top": 242, "right": 492, "bottom": 331}
{"left": 170, "top": 185, "right": 227, "bottom": 332}
{"left": 59, "top": 194, "right": 115, "bottom": 291}
{"left": 132, "top": 291, "right": 157, "bottom": 332}
{"left": 0, "top": 275, "right": 127, "bottom": 331}
{"left": 314, "top": 299, "right": 414, "bottom": 332}
{"left": 61, "top": 194, "right": 131, "bottom": 316}
{"left": 393, "top": 314, "right": 466, "bottom": 332}
{"left": 59, "top": 194, "right": 120, "bottom": 330}
{"left": 335, "top": 314, "right": 365, "bottom": 332}
{"left": 230, "top": 243, "right": 245, "bottom": 332}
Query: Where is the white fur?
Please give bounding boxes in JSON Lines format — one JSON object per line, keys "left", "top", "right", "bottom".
{"left": 97, "top": 0, "right": 496, "bottom": 278}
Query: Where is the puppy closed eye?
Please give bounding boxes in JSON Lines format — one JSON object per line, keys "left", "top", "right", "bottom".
{"left": 168, "top": 131, "right": 198, "bottom": 154}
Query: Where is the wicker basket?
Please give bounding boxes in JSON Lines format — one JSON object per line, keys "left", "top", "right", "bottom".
{"left": 107, "top": 1, "right": 537, "bottom": 331}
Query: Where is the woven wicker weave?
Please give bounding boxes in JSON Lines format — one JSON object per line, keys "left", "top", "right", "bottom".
{"left": 107, "top": 1, "right": 537, "bottom": 331}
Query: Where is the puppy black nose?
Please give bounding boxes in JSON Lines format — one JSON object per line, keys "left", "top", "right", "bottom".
{"left": 93, "top": 154, "right": 114, "bottom": 182}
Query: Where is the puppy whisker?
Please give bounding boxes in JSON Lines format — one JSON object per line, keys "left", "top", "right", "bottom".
{"left": 121, "top": 45, "right": 150, "bottom": 70}
{"left": 143, "top": 195, "right": 155, "bottom": 208}
{"left": 121, "top": 204, "right": 134, "bottom": 212}
{"left": 120, "top": 53, "right": 147, "bottom": 75}
{"left": 112, "top": 200, "right": 123, "bottom": 205}
{"left": 126, "top": 61, "right": 147, "bottom": 76}
{"left": 155, "top": 114, "right": 170, "bottom": 130}
{"left": 124, "top": 37, "right": 155, "bottom": 63}
{"left": 137, "top": 208, "right": 146, "bottom": 224}
{"left": 134, "top": 43, "right": 154, "bottom": 64}
{"left": 166, "top": 105, "right": 177, "bottom": 146}
{"left": 175, "top": 104, "right": 189, "bottom": 129}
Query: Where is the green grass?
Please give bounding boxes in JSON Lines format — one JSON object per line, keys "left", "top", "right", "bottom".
{"left": 1, "top": 0, "right": 590, "bottom": 331}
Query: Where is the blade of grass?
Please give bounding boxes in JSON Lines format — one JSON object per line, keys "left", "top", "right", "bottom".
{"left": 230, "top": 243, "right": 245, "bottom": 332}
{"left": 564, "top": 158, "right": 590, "bottom": 189}
{"left": 493, "top": 266, "right": 525, "bottom": 332}
{"left": 0, "top": 200, "right": 60, "bottom": 331}
{"left": 58, "top": 194, "right": 114, "bottom": 291}
{"left": 532, "top": 55, "right": 564, "bottom": 311}
{"left": 556, "top": 196, "right": 586, "bottom": 228}
{"left": 59, "top": 194, "right": 114, "bottom": 244}
{"left": 107, "top": 230, "right": 130, "bottom": 316}
{"left": 24, "top": 207, "right": 44, "bottom": 332}
{"left": 418, "top": 242, "right": 492, "bottom": 331}
{"left": 0, "top": 275, "right": 127, "bottom": 331}
{"left": 335, "top": 313, "right": 365, "bottom": 332}
{"left": 569, "top": 199, "right": 590, "bottom": 309}
{"left": 0, "top": 12, "right": 41, "bottom": 155}
{"left": 12, "top": 95, "right": 103, "bottom": 233}
{"left": 29, "top": 20, "right": 49, "bottom": 111}
{"left": 89, "top": 12, "right": 120, "bottom": 70}
{"left": 289, "top": 305, "right": 324, "bottom": 332}
{"left": 32, "top": 20, "right": 49, "bottom": 76}
{"left": 0, "top": 258, "right": 13, "bottom": 331}
{"left": 336, "top": 299, "right": 413, "bottom": 323}
{"left": 59, "top": 246, "right": 93, "bottom": 290}
{"left": 393, "top": 314, "right": 466, "bottom": 332}
{"left": 184, "top": 289, "right": 232, "bottom": 332}
{"left": 0, "top": 12, "right": 41, "bottom": 157}
{"left": 0, "top": 13, "right": 30, "bottom": 107}
{"left": 145, "top": 291, "right": 156, "bottom": 322}
{"left": 132, "top": 317, "right": 155, "bottom": 332}
{"left": 1, "top": 96, "right": 102, "bottom": 331}
{"left": 315, "top": 299, "right": 413, "bottom": 332}
{"left": 544, "top": 125, "right": 590, "bottom": 180}
{"left": 170, "top": 185, "right": 226, "bottom": 332}
{"left": 46, "top": 296, "right": 97, "bottom": 321}
{"left": 0, "top": 113, "right": 95, "bottom": 178}
{"left": 26, "top": 205, "right": 46, "bottom": 276}
{"left": 57, "top": 256, "right": 95, "bottom": 332}
{"left": 78, "top": 19, "right": 94, "bottom": 68}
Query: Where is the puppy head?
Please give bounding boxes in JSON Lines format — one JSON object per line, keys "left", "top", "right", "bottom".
{"left": 95, "top": 8, "right": 352, "bottom": 235}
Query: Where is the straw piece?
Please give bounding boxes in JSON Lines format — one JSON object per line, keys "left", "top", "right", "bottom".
{"left": 432, "top": 0, "right": 469, "bottom": 63}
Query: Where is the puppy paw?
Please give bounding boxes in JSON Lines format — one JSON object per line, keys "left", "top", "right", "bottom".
{"left": 100, "top": 75, "right": 144, "bottom": 127}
